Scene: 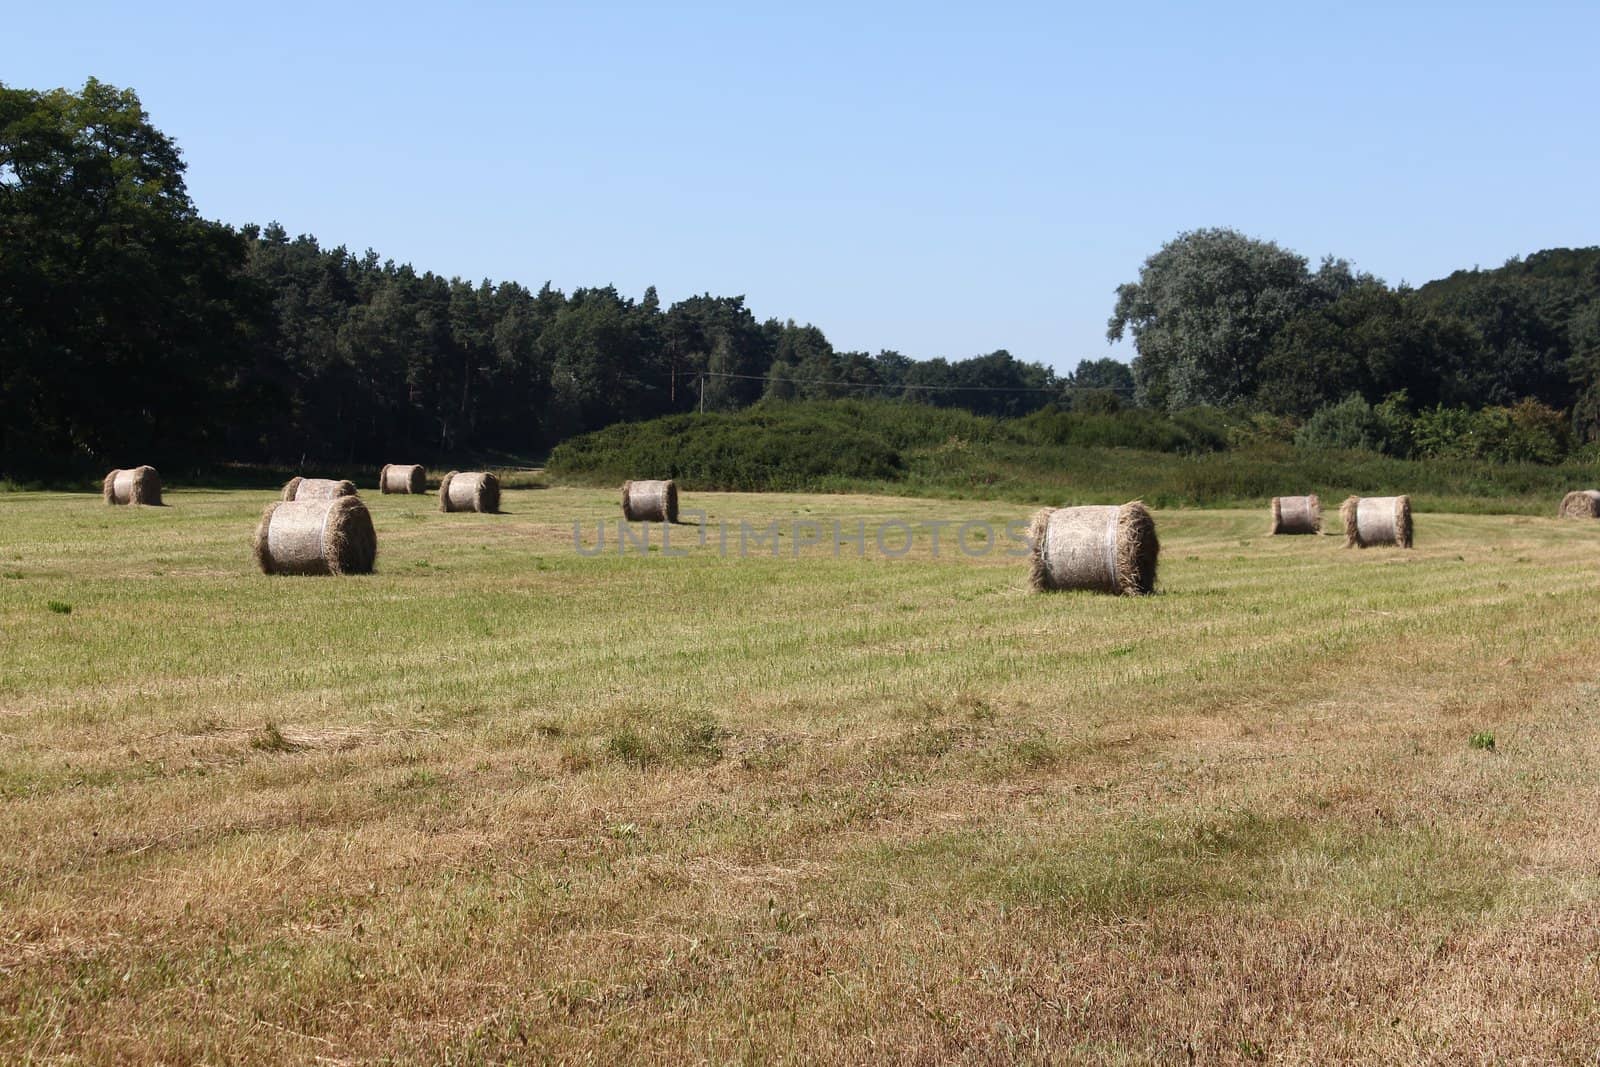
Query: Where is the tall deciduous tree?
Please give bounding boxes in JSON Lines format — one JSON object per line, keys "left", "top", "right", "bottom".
{"left": 1107, "top": 228, "right": 1361, "bottom": 410}
{"left": 1, "top": 78, "right": 265, "bottom": 471}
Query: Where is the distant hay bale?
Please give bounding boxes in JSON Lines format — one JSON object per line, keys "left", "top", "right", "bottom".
{"left": 282, "top": 477, "right": 357, "bottom": 502}
{"left": 379, "top": 463, "right": 426, "bottom": 494}
{"left": 1558, "top": 490, "right": 1600, "bottom": 519}
{"left": 1341, "top": 495, "right": 1413, "bottom": 548}
{"left": 1269, "top": 494, "right": 1321, "bottom": 535}
{"left": 102, "top": 466, "right": 162, "bottom": 506}
{"left": 252, "top": 496, "right": 376, "bottom": 576}
{"left": 1028, "top": 501, "right": 1158, "bottom": 595}
{"left": 438, "top": 471, "right": 500, "bottom": 513}
{"left": 622, "top": 479, "right": 679, "bottom": 523}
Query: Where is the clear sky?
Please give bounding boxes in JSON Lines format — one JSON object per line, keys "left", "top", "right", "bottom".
{"left": 6, "top": 1, "right": 1597, "bottom": 373}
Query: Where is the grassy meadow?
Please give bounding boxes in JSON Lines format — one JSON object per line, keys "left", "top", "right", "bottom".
{"left": 3, "top": 484, "right": 1600, "bottom": 1062}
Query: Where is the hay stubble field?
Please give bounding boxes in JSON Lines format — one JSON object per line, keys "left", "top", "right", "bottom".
{"left": 3, "top": 486, "right": 1600, "bottom": 1063}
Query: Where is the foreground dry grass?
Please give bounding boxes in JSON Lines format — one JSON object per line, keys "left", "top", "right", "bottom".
{"left": 2, "top": 486, "right": 1600, "bottom": 1063}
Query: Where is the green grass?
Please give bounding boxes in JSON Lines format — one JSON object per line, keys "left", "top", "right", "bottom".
{"left": 3, "top": 487, "right": 1600, "bottom": 1061}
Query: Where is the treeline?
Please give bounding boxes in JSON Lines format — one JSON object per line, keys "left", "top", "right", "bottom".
{"left": 1112, "top": 230, "right": 1600, "bottom": 447}
{"left": 4, "top": 79, "right": 1600, "bottom": 479}
{"left": 1, "top": 79, "right": 1100, "bottom": 476}
{"left": 238, "top": 228, "right": 1103, "bottom": 464}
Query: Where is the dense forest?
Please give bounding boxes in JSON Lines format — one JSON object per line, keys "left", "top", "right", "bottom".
{"left": 4, "top": 79, "right": 1600, "bottom": 479}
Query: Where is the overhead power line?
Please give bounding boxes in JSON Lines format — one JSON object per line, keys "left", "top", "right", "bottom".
{"left": 696, "top": 369, "right": 1066, "bottom": 394}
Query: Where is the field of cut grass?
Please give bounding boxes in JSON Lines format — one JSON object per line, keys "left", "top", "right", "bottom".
{"left": 3, "top": 486, "right": 1600, "bottom": 1062}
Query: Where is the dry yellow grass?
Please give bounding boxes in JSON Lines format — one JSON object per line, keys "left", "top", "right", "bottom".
{"left": 2, "top": 488, "right": 1599, "bottom": 1063}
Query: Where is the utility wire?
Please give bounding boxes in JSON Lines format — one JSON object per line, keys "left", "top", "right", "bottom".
{"left": 696, "top": 369, "right": 1068, "bottom": 393}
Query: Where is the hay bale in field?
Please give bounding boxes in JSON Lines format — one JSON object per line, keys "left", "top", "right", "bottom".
{"left": 621, "top": 479, "right": 679, "bottom": 523}
{"left": 438, "top": 471, "right": 500, "bottom": 513}
{"left": 102, "top": 466, "right": 162, "bottom": 506}
{"left": 282, "top": 476, "right": 358, "bottom": 502}
{"left": 252, "top": 495, "right": 376, "bottom": 575}
{"left": 379, "top": 463, "right": 426, "bottom": 495}
{"left": 1340, "top": 495, "right": 1413, "bottom": 548}
{"left": 1558, "top": 490, "right": 1600, "bottom": 519}
{"left": 1028, "top": 501, "right": 1158, "bottom": 595}
{"left": 1269, "top": 494, "right": 1321, "bottom": 535}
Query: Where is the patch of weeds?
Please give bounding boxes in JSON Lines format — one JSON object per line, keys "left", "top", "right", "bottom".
{"left": 739, "top": 734, "right": 798, "bottom": 773}
{"left": 955, "top": 693, "right": 994, "bottom": 721}
{"left": 2, "top": 570, "right": 23, "bottom": 580}
{"left": 605, "top": 728, "right": 651, "bottom": 768}
{"left": 396, "top": 768, "right": 439, "bottom": 791}
{"left": 413, "top": 560, "right": 432, "bottom": 569}
{"left": 603, "top": 711, "right": 724, "bottom": 770}
{"left": 46, "top": 600, "right": 71, "bottom": 615}
{"left": 1469, "top": 730, "right": 1496, "bottom": 752}
{"left": 1008, "top": 733, "right": 1060, "bottom": 771}
{"left": 558, "top": 743, "right": 594, "bottom": 773}
{"left": 250, "top": 721, "right": 301, "bottom": 753}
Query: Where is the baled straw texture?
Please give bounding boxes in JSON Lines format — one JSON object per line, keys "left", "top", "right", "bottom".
{"left": 621, "top": 479, "right": 679, "bottom": 523}
{"left": 438, "top": 471, "right": 500, "bottom": 514}
{"left": 1269, "top": 494, "right": 1321, "bottom": 535}
{"left": 253, "top": 496, "right": 376, "bottom": 576}
{"left": 1557, "top": 490, "right": 1600, "bottom": 519}
{"left": 102, "top": 466, "right": 162, "bottom": 506}
{"left": 379, "top": 463, "right": 426, "bottom": 494}
{"left": 1341, "top": 495, "right": 1413, "bottom": 548}
{"left": 1028, "top": 501, "right": 1158, "bottom": 596}
{"left": 282, "top": 477, "right": 358, "bottom": 502}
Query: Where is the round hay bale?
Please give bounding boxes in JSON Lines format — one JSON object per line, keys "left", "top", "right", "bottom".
{"left": 438, "top": 471, "right": 500, "bottom": 514}
{"left": 379, "top": 463, "right": 426, "bottom": 494}
{"left": 1341, "top": 495, "right": 1413, "bottom": 548}
{"left": 1558, "top": 490, "right": 1600, "bottom": 519}
{"left": 253, "top": 496, "right": 376, "bottom": 575}
{"left": 621, "top": 479, "right": 679, "bottom": 523}
{"left": 1028, "top": 501, "right": 1158, "bottom": 595}
{"left": 102, "top": 466, "right": 162, "bottom": 506}
{"left": 1269, "top": 494, "right": 1321, "bottom": 535}
{"left": 282, "top": 477, "right": 358, "bottom": 502}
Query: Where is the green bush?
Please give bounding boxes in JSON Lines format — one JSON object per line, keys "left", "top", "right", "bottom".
{"left": 1013, "top": 405, "right": 1230, "bottom": 454}
{"left": 547, "top": 403, "right": 905, "bottom": 491}
{"left": 1295, "top": 395, "right": 1410, "bottom": 455}
{"left": 1413, "top": 400, "right": 1572, "bottom": 463}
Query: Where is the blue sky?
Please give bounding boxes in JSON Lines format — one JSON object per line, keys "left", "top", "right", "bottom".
{"left": 6, "top": 2, "right": 1596, "bottom": 373}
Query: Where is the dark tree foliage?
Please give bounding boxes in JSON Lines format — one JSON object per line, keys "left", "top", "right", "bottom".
{"left": 1413, "top": 250, "right": 1600, "bottom": 410}
{"left": 1, "top": 78, "right": 266, "bottom": 474}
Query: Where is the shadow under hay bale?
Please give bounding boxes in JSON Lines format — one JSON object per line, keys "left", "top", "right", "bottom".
{"left": 438, "top": 471, "right": 499, "bottom": 513}
{"left": 622, "top": 479, "right": 678, "bottom": 523}
{"left": 1341, "top": 495, "right": 1413, "bottom": 548}
{"left": 253, "top": 496, "right": 376, "bottom": 575}
{"left": 282, "top": 477, "right": 358, "bottom": 502}
{"left": 102, "top": 466, "right": 162, "bottom": 506}
{"left": 1028, "top": 501, "right": 1157, "bottom": 595}
{"left": 379, "top": 463, "right": 426, "bottom": 495}
{"left": 1558, "top": 490, "right": 1600, "bottom": 519}
{"left": 1269, "top": 494, "right": 1320, "bottom": 535}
